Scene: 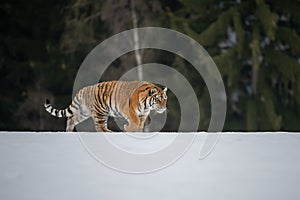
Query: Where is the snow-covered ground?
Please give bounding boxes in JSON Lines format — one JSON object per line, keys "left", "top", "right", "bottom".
{"left": 1, "top": 132, "right": 300, "bottom": 200}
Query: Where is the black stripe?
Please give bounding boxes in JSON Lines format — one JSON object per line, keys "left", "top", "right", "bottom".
{"left": 70, "top": 103, "right": 77, "bottom": 109}
{"left": 95, "top": 115, "right": 107, "bottom": 122}
{"left": 73, "top": 100, "right": 80, "bottom": 106}
{"left": 97, "top": 85, "right": 107, "bottom": 111}
{"left": 103, "top": 83, "right": 109, "bottom": 109}
{"left": 114, "top": 82, "right": 121, "bottom": 115}
{"left": 144, "top": 99, "right": 148, "bottom": 109}
{"left": 108, "top": 82, "right": 115, "bottom": 109}
{"left": 95, "top": 118, "right": 106, "bottom": 122}
{"left": 94, "top": 105, "right": 106, "bottom": 115}
{"left": 73, "top": 95, "right": 81, "bottom": 107}
{"left": 98, "top": 94, "right": 106, "bottom": 110}
{"left": 67, "top": 107, "right": 73, "bottom": 115}
{"left": 138, "top": 99, "right": 144, "bottom": 112}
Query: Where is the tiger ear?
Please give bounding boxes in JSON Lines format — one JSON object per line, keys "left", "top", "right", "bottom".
{"left": 149, "top": 87, "right": 158, "bottom": 96}
{"left": 163, "top": 87, "right": 167, "bottom": 92}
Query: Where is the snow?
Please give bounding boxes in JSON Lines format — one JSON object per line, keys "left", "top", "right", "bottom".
{"left": 1, "top": 132, "right": 300, "bottom": 200}
{"left": 218, "top": 26, "right": 237, "bottom": 52}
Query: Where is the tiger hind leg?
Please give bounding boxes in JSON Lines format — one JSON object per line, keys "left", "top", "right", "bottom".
{"left": 92, "top": 114, "right": 112, "bottom": 132}
{"left": 66, "top": 112, "right": 90, "bottom": 132}
{"left": 66, "top": 117, "right": 75, "bottom": 132}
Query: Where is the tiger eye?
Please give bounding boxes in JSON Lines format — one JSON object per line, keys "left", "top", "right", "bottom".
{"left": 163, "top": 93, "right": 167, "bottom": 100}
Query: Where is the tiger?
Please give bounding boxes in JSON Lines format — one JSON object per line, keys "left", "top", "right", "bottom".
{"left": 44, "top": 80, "right": 168, "bottom": 132}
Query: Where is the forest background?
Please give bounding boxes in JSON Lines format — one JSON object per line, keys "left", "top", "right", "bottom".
{"left": 1, "top": 0, "right": 299, "bottom": 131}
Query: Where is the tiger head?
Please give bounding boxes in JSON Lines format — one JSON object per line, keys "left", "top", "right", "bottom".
{"left": 148, "top": 87, "right": 168, "bottom": 113}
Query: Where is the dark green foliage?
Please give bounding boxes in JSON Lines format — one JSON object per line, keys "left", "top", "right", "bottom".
{"left": 165, "top": 0, "right": 300, "bottom": 131}
{"left": 0, "top": 0, "right": 69, "bottom": 130}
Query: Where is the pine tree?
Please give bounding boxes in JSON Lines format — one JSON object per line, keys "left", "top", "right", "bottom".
{"left": 164, "top": 0, "right": 300, "bottom": 131}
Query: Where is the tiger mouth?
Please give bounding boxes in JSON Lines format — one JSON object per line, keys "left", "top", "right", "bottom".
{"left": 156, "top": 108, "right": 166, "bottom": 114}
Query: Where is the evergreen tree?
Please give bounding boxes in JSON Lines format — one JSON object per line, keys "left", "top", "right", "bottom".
{"left": 164, "top": 0, "right": 300, "bottom": 131}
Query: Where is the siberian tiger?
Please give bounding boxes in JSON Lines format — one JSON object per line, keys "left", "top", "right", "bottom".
{"left": 44, "top": 81, "right": 167, "bottom": 132}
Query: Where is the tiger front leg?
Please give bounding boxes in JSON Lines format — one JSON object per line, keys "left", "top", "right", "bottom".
{"left": 124, "top": 123, "right": 143, "bottom": 132}
{"left": 124, "top": 109, "right": 143, "bottom": 132}
{"left": 139, "top": 115, "right": 148, "bottom": 131}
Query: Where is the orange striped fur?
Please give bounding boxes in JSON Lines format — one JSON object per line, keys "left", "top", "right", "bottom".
{"left": 44, "top": 81, "right": 167, "bottom": 132}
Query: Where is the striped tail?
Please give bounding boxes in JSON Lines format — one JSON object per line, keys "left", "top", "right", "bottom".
{"left": 44, "top": 99, "right": 73, "bottom": 118}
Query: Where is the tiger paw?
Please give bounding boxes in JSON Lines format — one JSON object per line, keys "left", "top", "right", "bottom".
{"left": 124, "top": 124, "right": 141, "bottom": 132}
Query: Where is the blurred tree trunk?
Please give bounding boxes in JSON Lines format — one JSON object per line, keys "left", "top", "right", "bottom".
{"left": 130, "top": 0, "right": 143, "bottom": 81}
{"left": 61, "top": 0, "right": 162, "bottom": 77}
